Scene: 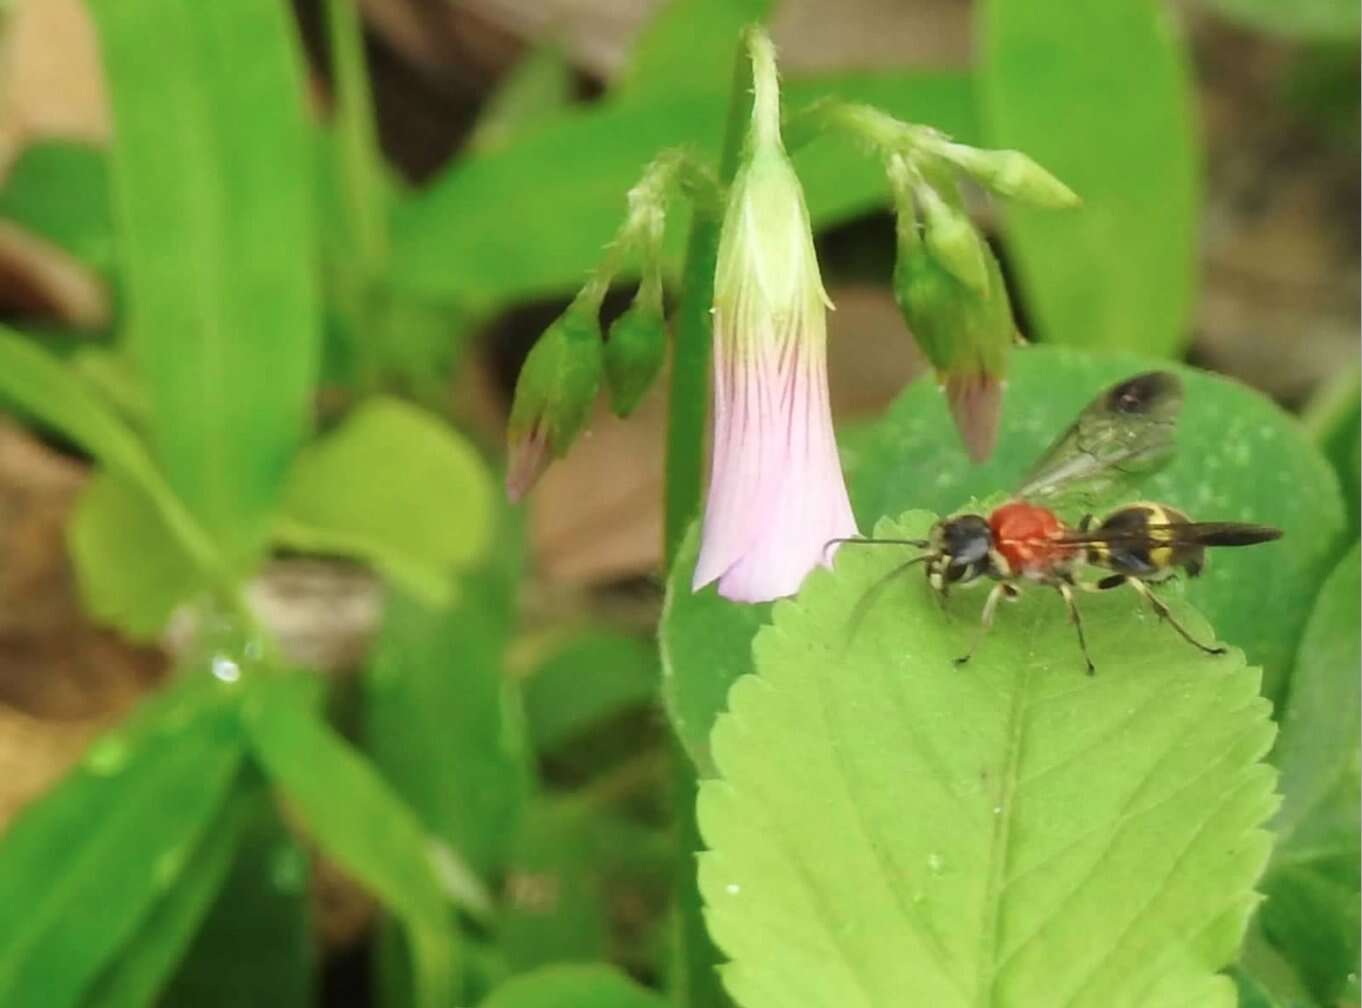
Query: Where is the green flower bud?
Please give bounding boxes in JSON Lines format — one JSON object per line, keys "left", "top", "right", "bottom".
{"left": 604, "top": 278, "right": 667, "bottom": 418}
{"left": 505, "top": 303, "right": 604, "bottom": 500}
{"left": 938, "top": 144, "right": 1080, "bottom": 209}
{"left": 893, "top": 213, "right": 1016, "bottom": 462}
{"left": 917, "top": 181, "right": 990, "bottom": 298}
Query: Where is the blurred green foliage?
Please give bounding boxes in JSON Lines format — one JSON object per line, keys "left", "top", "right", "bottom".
{"left": 0, "top": 0, "right": 1354, "bottom": 1005}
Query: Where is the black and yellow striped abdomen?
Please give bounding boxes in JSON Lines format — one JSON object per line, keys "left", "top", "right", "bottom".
{"left": 1085, "top": 502, "right": 1206, "bottom": 579}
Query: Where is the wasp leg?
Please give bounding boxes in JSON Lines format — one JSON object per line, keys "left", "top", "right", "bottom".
{"left": 1056, "top": 581, "right": 1096, "bottom": 675}
{"left": 954, "top": 582, "right": 1009, "bottom": 668}
{"left": 1127, "top": 578, "right": 1226, "bottom": 656}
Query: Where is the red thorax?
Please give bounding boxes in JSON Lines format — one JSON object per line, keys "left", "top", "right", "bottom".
{"left": 989, "top": 501, "right": 1069, "bottom": 576}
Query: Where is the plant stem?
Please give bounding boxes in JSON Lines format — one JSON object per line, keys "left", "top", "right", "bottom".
{"left": 663, "top": 30, "right": 762, "bottom": 1008}
{"left": 662, "top": 34, "right": 749, "bottom": 568}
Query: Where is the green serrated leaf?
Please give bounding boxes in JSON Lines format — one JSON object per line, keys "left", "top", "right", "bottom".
{"left": 276, "top": 397, "right": 494, "bottom": 606}
{"left": 480, "top": 963, "right": 666, "bottom": 1008}
{"left": 88, "top": 0, "right": 321, "bottom": 570}
{"left": 0, "top": 676, "right": 244, "bottom": 1008}
{"left": 68, "top": 471, "right": 203, "bottom": 640}
{"left": 698, "top": 511, "right": 1278, "bottom": 1008}
{"left": 979, "top": 0, "right": 1198, "bottom": 357}
{"left": 242, "top": 672, "right": 475, "bottom": 1008}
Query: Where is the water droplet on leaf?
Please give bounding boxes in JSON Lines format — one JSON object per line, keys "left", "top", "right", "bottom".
{"left": 211, "top": 655, "right": 241, "bottom": 683}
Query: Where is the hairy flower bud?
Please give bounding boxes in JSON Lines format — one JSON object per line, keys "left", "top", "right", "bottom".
{"left": 893, "top": 172, "right": 1015, "bottom": 462}
{"left": 937, "top": 143, "right": 1080, "bottom": 209}
{"left": 604, "top": 275, "right": 667, "bottom": 417}
{"left": 505, "top": 303, "right": 604, "bottom": 501}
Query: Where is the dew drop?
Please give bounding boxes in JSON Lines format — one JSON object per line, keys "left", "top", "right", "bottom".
{"left": 211, "top": 655, "right": 241, "bottom": 683}
{"left": 85, "top": 736, "right": 129, "bottom": 776}
{"left": 992, "top": 804, "right": 1003, "bottom": 815}
{"left": 725, "top": 882, "right": 741, "bottom": 896}
{"left": 926, "top": 852, "right": 944, "bottom": 874}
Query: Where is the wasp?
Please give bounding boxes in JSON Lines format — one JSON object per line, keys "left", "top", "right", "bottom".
{"left": 832, "top": 371, "right": 1282, "bottom": 673}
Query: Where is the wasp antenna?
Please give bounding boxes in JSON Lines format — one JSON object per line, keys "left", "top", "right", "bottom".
{"left": 842, "top": 553, "right": 932, "bottom": 653}
{"left": 823, "top": 535, "right": 930, "bottom": 563}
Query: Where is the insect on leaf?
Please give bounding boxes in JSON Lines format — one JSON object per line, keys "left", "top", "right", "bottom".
{"left": 698, "top": 512, "right": 1278, "bottom": 1008}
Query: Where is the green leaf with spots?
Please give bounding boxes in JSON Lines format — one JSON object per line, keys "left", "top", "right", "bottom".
{"left": 698, "top": 511, "right": 1278, "bottom": 1008}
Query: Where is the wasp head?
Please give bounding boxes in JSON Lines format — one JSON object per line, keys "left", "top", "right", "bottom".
{"left": 927, "top": 513, "right": 995, "bottom": 589}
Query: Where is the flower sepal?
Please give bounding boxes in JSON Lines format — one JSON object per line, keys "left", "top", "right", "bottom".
{"left": 505, "top": 301, "right": 604, "bottom": 501}
{"left": 604, "top": 275, "right": 667, "bottom": 418}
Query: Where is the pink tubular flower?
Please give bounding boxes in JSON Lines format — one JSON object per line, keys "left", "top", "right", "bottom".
{"left": 691, "top": 31, "right": 858, "bottom": 603}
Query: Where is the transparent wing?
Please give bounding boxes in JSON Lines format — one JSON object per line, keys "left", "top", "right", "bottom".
{"left": 1015, "top": 371, "right": 1183, "bottom": 510}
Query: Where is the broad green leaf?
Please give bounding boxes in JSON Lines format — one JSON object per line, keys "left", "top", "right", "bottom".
{"left": 979, "top": 0, "right": 1198, "bottom": 356}
{"left": 1202, "top": 0, "right": 1359, "bottom": 39}
{"left": 242, "top": 673, "right": 474, "bottom": 1008}
{"left": 83, "top": 779, "right": 251, "bottom": 1008}
{"left": 391, "top": 71, "right": 974, "bottom": 308}
{"left": 276, "top": 398, "right": 494, "bottom": 607}
{"left": 525, "top": 630, "right": 658, "bottom": 753}
{"left": 68, "top": 472, "right": 202, "bottom": 639}
{"left": 481, "top": 963, "right": 666, "bottom": 1008}
{"left": 159, "top": 780, "right": 314, "bottom": 1008}
{"left": 1301, "top": 365, "right": 1360, "bottom": 540}
{"left": 0, "top": 675, "right": 244, "bottom": 1008}
{"left": 366, "top": 558, "right": 530, "bottom": 877}
{"left": 88, "top": 0, "right": 320, "bottom": 569}
{"left": 698, "top": 511, "right": 1278, "bottom": 1008}
{"left": 615, "top": 0, "right": 770, "bottom": 99}
{"left": 1258, "top": 545, "right": 1360, "bottom": 1004}
{"left": 662, "top": 524, "right": 772, "bottom": 776}
{"left": 0, "top": 143, "right": 114, "bottom": 275}
{"left": 468, "top": 45, "right": 576, "bottom": 155}
{"left": 497, "top": 803, "right": 610, "bottom": 973}
{"left": 848, "top": 347, "right": 1344, "bottom": 701}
